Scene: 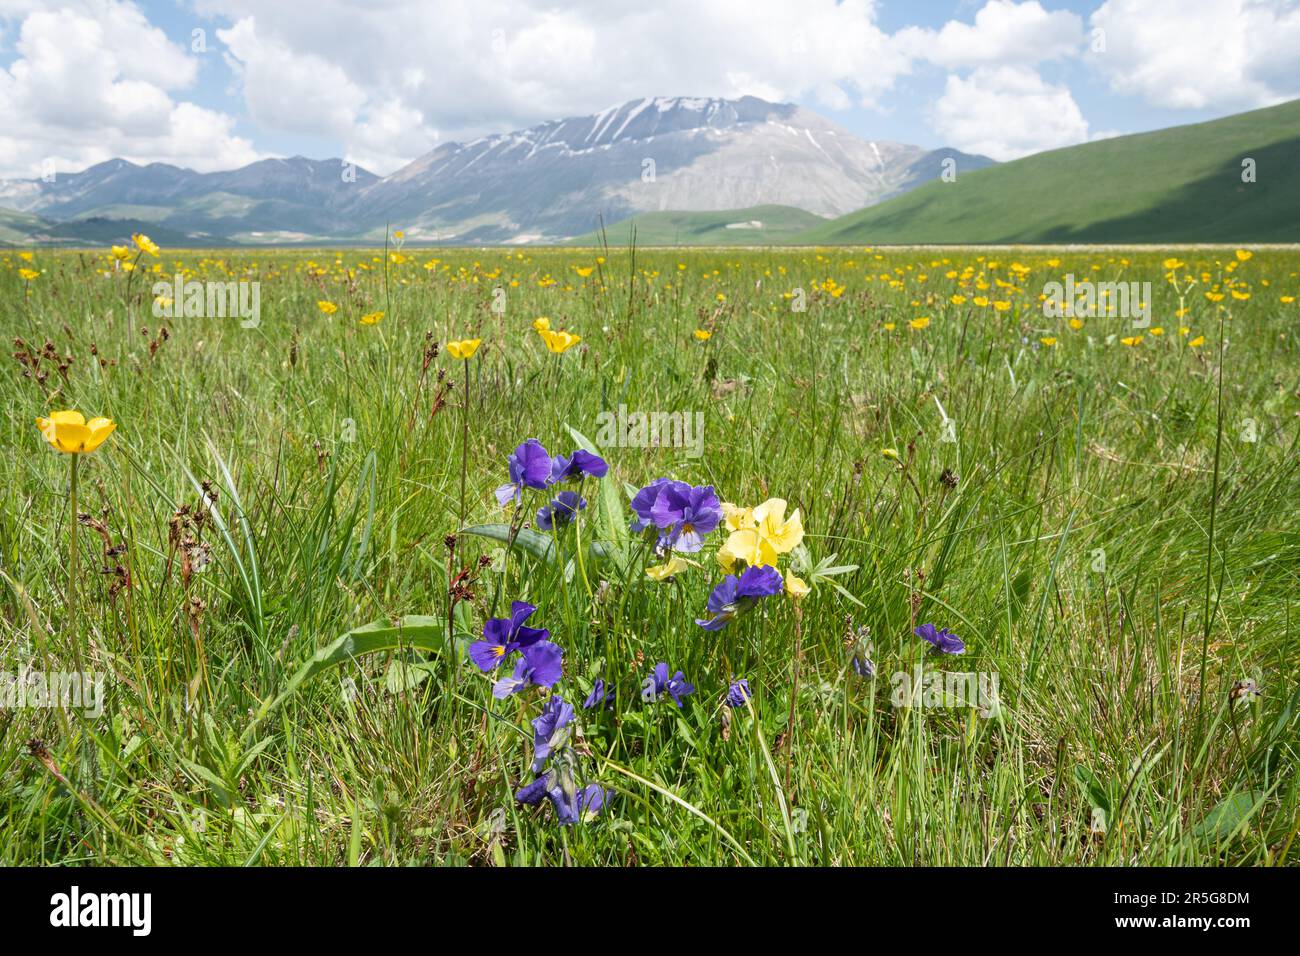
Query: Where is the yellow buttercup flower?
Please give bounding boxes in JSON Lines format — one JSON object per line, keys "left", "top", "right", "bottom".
{"left": 18, "top": 268, "right": 39, "bottom": 281}
{"left": 111, "top": 245, "right": 131, "bottom": 261}
{"left": 36, "top": 411, "right": 116, "bottom": 455}
{"left": 132, "top": 233, "right": 160, "bottom": 257}
{"left": 1235, "top": 249, "right": 1253, "bottom": 261}
{"left": 532, "top": 316, "right": 551, "bottom": 332}
{"left": 646, "top": 556, "right": 690, "bottom": 581}
{"left": 538, "top": 328, "right": 580, "bottom": 353}
{"left": 360, "top": 310, "right": 384, "bottom": 325}
{"left": 909, "top": 316, "right": 930, "bottom": 330}
{"left": 1188, "top": 335, "right": 1205, "bottom": 347}
{"left": 1040, "top": 337, "right": 1057, "bottom": 347}
{"left": 574, "top": 266, "right": 594, "bottom": 278}
{"left": 1068, "top": 318, "right": 1084, "bottom": 330}
{"left": 1120, "top": 335, "right": 1143, "bottom": 346}
{"left": 447, "top": 338, "right": 482, "bottom": 359}
{"left": 693, "top": 329, "right": 712, "bottom": 341}
{"left": 317, "top": 301, "right": 338, "bottom": 315}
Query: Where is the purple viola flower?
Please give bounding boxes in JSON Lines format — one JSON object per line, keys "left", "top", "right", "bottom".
{"left": 642, "top": 662, "right": 695, "bottom": 707}
{"left": 469, "top": 601, "right": 550, "bottom": 671}
{"left": 551, "top": 783, "right": 611, "bottom": 826}
{"left": 725, "top": 679, "right": 752, "bottom": 708}
{"left": 695, "top": 565, "right": 783, "bottom": 631}
{"left": 583, "top": 678, "right": 615, "bottom": 710}
{"left": 536, "top": 490, "right": 586, "bottom": 531}
{"left": 550, "top": 448, "right": 608, "bottom": 482}
{"left": 531, "top": 695, "right": 575, "bottom": 772}
{"left": 515, "top": 773, "right": 610, "bottom": 825}
{"left": 629, "top": 478, "right": 672, "bottom": 533}
{"left": 915, "top": 622, "right": 965, "bottom": 655}
{"left": 737, "top": 564, "right": 783, "bottom": 598}
{"left": 494, "top": 438, "right": 554, "bottom": 506}
{"left": 492, "top": 641, "right": 564, "bottom": 698}
{"left": 649, "top": 481, "right": 722, "bottom": 553}
{"left": 851, "top": 653, "right": 876, "bottom": 678}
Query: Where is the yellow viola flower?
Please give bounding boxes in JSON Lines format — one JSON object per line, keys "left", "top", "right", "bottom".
{"left": 317, "top": 301, "right": 338, "bottom": 315}
{"left": 360, "top": 310, "right": 384, "bottom": 325}
{"left": 132, "top": 233, "right": 160, "bottom": 257}
{"left": 693, "top": 329, "right": 712, "bottom": 341}
{"left": 447, "top": 338, "right": 482, "bottom": 359}
{"left": 784, "top": 573, "right": 811, "bottom": 602}
{"left": 646, "top": 556, "right": 690, "bottom": 581}
{"left": 36, "top": 411, "right": 116, "bottom": 455}
{"left": 718, "top": 498, "right": 803, "bottom": 572}
{"left": 909, "top": 316, "right": 930, "bottom": 330}
{"left": 721, "top": 502, "right": 755, "bottom": 532}
{"left": 532, "top": 316, "right": 551, "bottom": 332}
{"left": 538, "top": 328, "right": 580, "bottom": 353}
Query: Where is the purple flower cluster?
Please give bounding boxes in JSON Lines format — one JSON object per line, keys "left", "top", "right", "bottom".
{"left": 629, "top": 478, "right": 722, "bottom": 553}
{"left": 468, "top": 601, "right": 565, "bottom": 698}
{"left": 695, "top": 564, "right": 784, "bottom": 631}
{"left": 641, "top": 662, "right": 695, "bottom": 707}
{"left": 493, "top": 440, "right": 607, "bottom": 530}
{"left": 515, "top": 774, "right": 611, "bottom": 825}
{"left": 915, "top": 622, "right": 965, "bottom": 655}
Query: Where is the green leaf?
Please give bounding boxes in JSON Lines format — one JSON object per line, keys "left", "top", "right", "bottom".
{"left": 251, "top": 615, "right": 447, "bottom": 728}
{"left": 1073, "top": 763, "right": 1111, "bottom": 814}
{"left": 1193, "top": 791, "right": 1266, "bottom": 840}
{"left": 461, "top": 523, "right": 615, "bottom": 566}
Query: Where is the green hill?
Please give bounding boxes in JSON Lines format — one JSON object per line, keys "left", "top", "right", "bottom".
{"left": 575, "top": 204, "right": 826, "bottom": 246}
{"left": 795, "top": 99, "right": 1300, "bottom": 244}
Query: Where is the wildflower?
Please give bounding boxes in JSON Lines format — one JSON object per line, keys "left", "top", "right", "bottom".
{"left": 693, "top": 329, "right": 712, "bottom": 341}
{"left": 515, "top": 774, "right": 610, "bottom": 825}
{"left": 317, "top": 301, "right": 338, "bottom": 315}
{"left": 538, "top": 328, "right": 580, "bottom": 353}
{"left": 695, "top": 565, "right": 784, "bottom": 630}
{"left": 493, "top": 642, "right": 564, "bottom": 698}
{"left": 132, "top": 233, "right": 160, "bottom": 257}
{"left": 725, "top": 679, "right": 752, "bottom": 708}
{"left": 1040, "top": 337, "right": 1057, "bottom": 347}
{"left": 881, "top": 447, "right": 900, "bottom": 461}
{"left": 532, "top": 316, "right": 551, "bottom": 332}
{"left": 642, "top": 662, "right": 695, "bottom": 707}
{"left": 548, "top": 448, "right": 607, "bottom": 482}
{"left": 909, "top": 316, "right": 930, "bottom": 330}
{"left": 648, "top": 481, "right": 722, "bottom": 552}
{"left": 469, "top": 600, "right": 550, "bottom": 671}
{"left": 1235, "top": 249, "right": 1253, "bottom": 261}
{"left": 35, "top": 411, "right": 116, "bottom": 455}
{"left": 1188, "top": 335, "right": 1205, "bottom": 347}
{"left": 915, "top": 622, "right": 965, "bottom": 655}
{"left": 716, "top": 498, "right": 802, "bottom": 572}
{"left": 646, "top": 555, "right": 690, "bottom": 581}
{"left": 630, "top": 478, "right": 672, "bottom": 532}
{"left": 530, "top": 695, "right": 575, "bottom": 772}
{"left": 360, "top": 310, "right": 384, "bottom": 325}
{"left": 536, "top": 490, "right": 586, "bottom": 530}
{"left": 494, "top": 438, "right": 553, "bottom": 506}
{"left": 447, "top": 338, "right": 482, "bottom": 359}
{"left": 583, "top": 678, "right": 615, "bottom": 710}
{"left": 851, "top": 653, "right": 875, "bottom": 678}
{"left": 111, "top": 245, "right": 131, "bottom": 261}
{"left": 784, "top": 573, "right": 811, "bottom": 601}
{"left": 18, "top": 268, "right": 39, "bottom": 281}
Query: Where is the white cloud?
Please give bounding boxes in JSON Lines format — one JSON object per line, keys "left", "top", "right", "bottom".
{"left": 199, "top": 0, "right": 915, "bottom": 173}
{"left": 900, "top": 0, "right": 1084, "bottom": 68}
{"left": 931, "top": 66, "right": 1091, "bottom": 161}
{"left": 1090, "top": 0, "right": 1300, "bottom": 109}
{"left": 0, "top": 0, "right": 258, "bottom": 178}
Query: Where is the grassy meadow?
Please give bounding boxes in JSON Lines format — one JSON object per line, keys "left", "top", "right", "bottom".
{"left": 1, "top": 240, "right": 1297, "bottom": 866}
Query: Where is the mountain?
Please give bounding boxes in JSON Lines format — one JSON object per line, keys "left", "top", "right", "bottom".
{"left": 795, "top": 98, "right": 1300, "bottom": 244}
{"left": 568, "top": 204, "right": 827, "bottom": 246}
{"left": 1, "top": 156, "right": 378, "bottom": 243}
{"left": 0, "top": 96, "right": 990, "bottom": 246}
{"left": 353, "top": 96, "right": 993, "bottom": 242}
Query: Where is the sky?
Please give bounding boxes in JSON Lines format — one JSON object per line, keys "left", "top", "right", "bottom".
{"left": 0, "top": 0, "right": 1297, "bottom": 179}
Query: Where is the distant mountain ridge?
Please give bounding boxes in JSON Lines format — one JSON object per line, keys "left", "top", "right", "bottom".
{"left": 0, "top": 96, "right": 993, "bottom": 245}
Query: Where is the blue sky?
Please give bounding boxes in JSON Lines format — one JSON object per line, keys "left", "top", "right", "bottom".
{"left": 0, "top": 0, "right": 1296, "bottom": 178}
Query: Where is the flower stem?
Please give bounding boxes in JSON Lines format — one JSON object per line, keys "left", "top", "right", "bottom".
{"left": 68, "top": 453, "right": 82, "bottom": 669}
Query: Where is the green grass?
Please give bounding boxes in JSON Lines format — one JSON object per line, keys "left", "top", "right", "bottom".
{"left": 796, "top": 99, "right": 1300, "bottom": 244}
{"left": 575, "top": 205, "right": 827, "bottom": 246}
{"left": 0, "top": 243, "right": 1296, "bottom": 866}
